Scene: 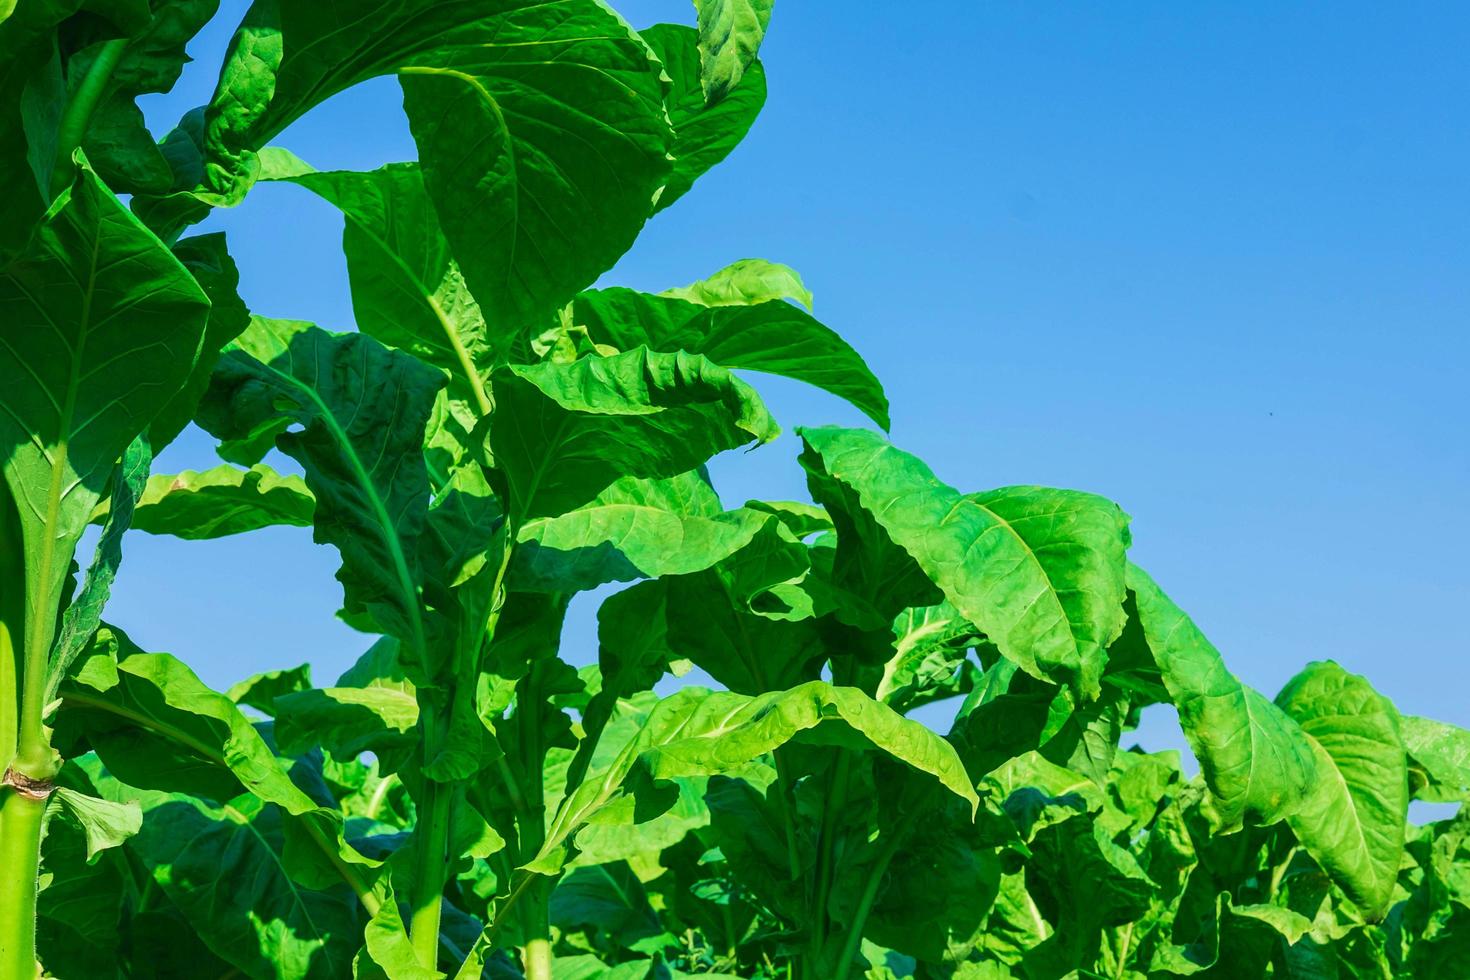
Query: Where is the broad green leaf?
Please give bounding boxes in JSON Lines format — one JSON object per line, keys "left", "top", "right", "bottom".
{"left": 228, "top": 663, "right": 313, "bottom": 717}
{"left": 1022, "top": 814, "right": 1154, "bottom": 977}
{"left": 663, "top": 518, "right": 823, "bottom": 694}
{"left": 149, "top": 232, "right": 252, "bottom": 448}
{"left": 0, "top": 0, "right": 78, "bottom": 257}
{"left": 510, "top": 471, "right": 767, "bottom": 593}
{"left": 534, "top": 681, "right": 978, "bottom": 874}
{"left": 47, "top": 435, "right": 151, "bottom": 703}
{"left": 550, "top": 862, "right": 669, "bottom": 954}
{"left": 116, "top": 784, "right": 362, "bottom": 980}
{"left": 0, "top": 160, "right": 208, "bottom": 656}
{"left": 70, "top": 1, "right": 220, "bottom": 196}
{"left": 577, "top": 286, "right": 888, "bottom": 429}
{"left": 798, "top": 427, "right": 1131, "bottom": 696}
{"left": 198, "top": 317, "right": 442, "bottom": 652}
{"left": 663, "top": 257, "right": 813, "bottom": 310}
{"left": 1127, "top": 563, "right": 1316, "bottom": 832}
{"left": 274, "top": 687, "right": 420, "bottom": 767}
{"left": 693, "top": 0, "right": 772, "bottom": 103}
{"left": 1403, "top": 716, "right": 1470, "bottom": 803}
{"left": 259, "top": 151, "right": 495, "bottom": 410}
{"left": 54, "top": 626, "right": 377, "bottom": 890}
{"left": 489, "top": 348, "right": 778, "bottom": 521}
{"left": 642, "top": 24, "right": 765, "bottom": 213}
{"left": 48, "top": 785, "right": 142, "bottom": 860}
{"left": 1275, "top": 660, "right": 1408, "bottom": 919}
{"left": 120, "top": 463, "right": 315, "bottom": 539}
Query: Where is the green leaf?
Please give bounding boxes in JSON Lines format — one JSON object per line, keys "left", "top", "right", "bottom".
{"left": 227, "top": 663, "right": 313, "bottom": 717}
{"left": 1127, "top": 563, "right": 1316, "bottom": 832}
{"left": 259, "top": 151, "right": 495, "bottom": 410}
{"left": 54, "top": 626, "right": 377, "bottom": 891}
{"left": 69, "top": 1, "right": 219, "bottom": 195}
{"left": 149, "top": 232, "right": 252, "bottom": 448}
{"left": 577, "top": 286, "right": 888, "bottom": 429}
{"left": 0, "top": 160, "right": 208, "bottom": 657}
{"left": 48, "top": 785, "right": 141, "bottom": 861}
{"left": 490, "top": 348, "right": 778, "bottom": 521}
{"left": 510, "top": 471, "right": 767, "bottom": 593}
{"left": 355, "top": 881, "right": 437, "bottom": 980}
{"left": 533, "top": 681, "right": 977, "bottom": 874}
{"left": 1021, "top": 814, "right": 1154, "bottom": 976}
{"left": 798, "top": 427, "right": 1131, "bottom": 696}
{"left": 1275, "top": 660, "right": 1408, "bottom": 919}
{"left": 121, "top": 463, "right": 316, "bottom": 540}
{"left": 48, "top": 434, "right": 151, "bottom": 703}
{"left": 642, "top": 24, "right": 765, "bottom": 213}
{"left": 663, "top": 257, "right": 812, "bottom": 310}
{"left": 198, "top": 317, "right": 442, "bottom": 651}
{"left": 0, "top": 0, "right": 77, "bottom": 257}
{"left": 693, "top": 0, "right": 772, "bottom": 104}
{"left": 122, "top": 787, "right": 362, "bottom": 980}
{"left": 1403, "top": 716, "right": 1470, "bottom": 803}
{"left": 274, "top": 687, "right": 420, "bottom": 767}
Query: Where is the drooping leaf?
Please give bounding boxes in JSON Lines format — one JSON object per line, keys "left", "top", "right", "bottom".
{"left": 798, "top": 427, "right": 1130, "bottom": 697}
{"left": 0, "top": 160, "right": 208, "bottom": 653}
{"left": 274, "top": 687, "right": 420, "bottom": 769}
{"left": 119, "top": 784, "right": 362, "bottom": 980}
{"left": 693, "top": 0, "right": 772, "bottom": 103}
{"left": 577, "top": 286, "right": 887, "bottom": 429}
{"left": 1127, "top": 563, "right": 1316, "bottom": 832}
{"left": 54, "top": 626, "right": 376, "bottom": 890}
{"left": 227, "top": 663, "right": 313, "bottom": 717}
{"left": 489, "top": 348, "right": 778, "bottom": 521}
{"left": 69, "top": 1, "right": 220, "bottom": 196}
{"left": 642, "top": 23, "right": 765, "bottom": 213}
{"left": 510, "top": 471, "right": 766, "bottom": 593}
{"left": 149, "top": 232, "right": 253, "bottom": 448}
{"left": 119, "top": 463, "right": 315, "bottom": 539}
{"left": 48, "top": 785, "right": 142, "bottom": 861}
{"left": 198, "top": 317, "right": 442, "bottom": 652}
{"left": 1275, "top": 660, "right": 1408, "bottom": 919}
{"left": 47, "top": 435, "right": 152, "bottom": 702}
{"left": 259, "top": 150, "right": 495, "bottom": 408}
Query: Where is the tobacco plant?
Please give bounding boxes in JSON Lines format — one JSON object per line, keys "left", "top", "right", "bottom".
{"left": 2, "top": 1, "right": 1468, "bottom": 979}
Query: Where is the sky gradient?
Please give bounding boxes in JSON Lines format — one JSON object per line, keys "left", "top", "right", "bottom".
{"left": 114, "top": 2, "right": 1468, "bottom": 766}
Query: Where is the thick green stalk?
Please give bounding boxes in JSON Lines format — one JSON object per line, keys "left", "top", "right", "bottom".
{"left": 808, "top": 752, "right": 853, "bottom": 972}
{"left": 0, "top": 484, "right": 21, "bottom": 771}
{"left": 408, "top": 774, "right": 453, "bottom": 968}
{"left": 0, "top": 787, "right": 45, "bottom": 979}
{"left": 50, "top": 38, "right": 129, "bottom": 197}
{"left": 834, "top": 804, "right": 922, "bottom": 980}
{"left": 408, "top": 529, "right": 515, "bottom": 967}
{"left": 522, "top": 934, "right": 552, "bottom": 980}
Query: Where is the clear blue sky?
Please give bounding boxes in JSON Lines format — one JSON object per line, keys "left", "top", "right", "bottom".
{"left": 115, "top": 2, "right": 1468, "bottom": 764}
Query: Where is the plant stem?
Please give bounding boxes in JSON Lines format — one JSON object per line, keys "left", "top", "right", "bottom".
{"left": 50, "top": 38, "right": 129, "bottom": 197}
{"left": 771, "top": 752, "right": 803, "bottom": 883}
{"left": 0, "top": 787, "right": 45, "bottom": 979}
{"left": 407, "top": 525, "right": 515, "bottom": 967}
{"left": 808, "top": 752, "right": 853, "bottom": 972}
{"left": 833, "top": 791, "right": 928, "bottom": 980}
{"left": 408, "top": 775, "right": 453, "bottom": 969}
{"left": 1, "top": 483, "right": 22, "bottom": 771}
{"left": 522, "top": 936, "right": 552, "bottom": 980}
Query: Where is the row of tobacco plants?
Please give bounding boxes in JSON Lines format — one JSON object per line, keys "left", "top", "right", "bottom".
{"left": 2, "top": 1, "right": 1467, "bottom": 978}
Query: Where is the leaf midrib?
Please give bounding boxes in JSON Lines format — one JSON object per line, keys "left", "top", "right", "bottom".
{"left": 258, "top": 357, "right": 428, "bottom": 659}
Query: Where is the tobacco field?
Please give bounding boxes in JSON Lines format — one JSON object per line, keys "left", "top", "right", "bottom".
{"left": 1, "top": 1, "right": 1467, "bottom": 978}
